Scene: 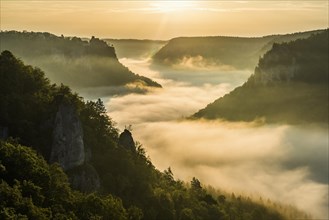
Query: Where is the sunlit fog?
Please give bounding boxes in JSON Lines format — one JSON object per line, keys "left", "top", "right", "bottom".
{"left": 105, "top": 51, "right": 328, "bottom": 219}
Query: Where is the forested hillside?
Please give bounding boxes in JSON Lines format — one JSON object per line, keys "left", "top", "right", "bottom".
{"left": 0, "top": 31, "right": 161, "bottom": 93}
{"left": 0, "top": 51, "right": 310, "bottom": 219}
{"left": 193, "top": 30, "right": 328, "bottom": 124}
{"left": 153, "top": 30, "right": 323, "bottom": 70}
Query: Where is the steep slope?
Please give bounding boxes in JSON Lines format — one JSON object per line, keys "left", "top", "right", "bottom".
{"left": 0, "top": 50, "right": 308, "bottom": 219}
{"left": 0, "top": 31, "right": 161, "bottom": 94}
{"left": 193, "top": 31, "right": 328, "bottom": 124}
{"left": 153, "top": 30, "right": 323, "bottom": 70}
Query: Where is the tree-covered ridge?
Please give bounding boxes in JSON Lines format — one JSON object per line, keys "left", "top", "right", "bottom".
{"left": 0, "top": 31, "right": 116, "bottom": 58}
{"left": 250, "top": 31, "right": 328, "bottom": 85}
{"left": 193, "top": 30, "right": 329, "bottom": 124}
{"left": 0, "top": 31, "right": 161, "bottom": 91}
{"left": 152, "top": 29, "right": 324, "bottom": 70}
{"left": 0, "top": 51, "right": 308, "bottom": 219}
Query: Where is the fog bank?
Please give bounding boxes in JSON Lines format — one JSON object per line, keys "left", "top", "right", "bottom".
{"left": 105, "top": 57, "right": 328, "bottom": 219}
{"left": 132, "top": 121, "right": 328, "bottom": 219}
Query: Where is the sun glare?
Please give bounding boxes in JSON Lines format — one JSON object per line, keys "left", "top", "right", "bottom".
{"left": 151, "top": 1, "right": 197, "bottom": 12}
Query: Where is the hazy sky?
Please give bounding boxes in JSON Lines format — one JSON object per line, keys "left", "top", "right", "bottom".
{"left": 1, "top": 1, "right": 328, "bottom": 40}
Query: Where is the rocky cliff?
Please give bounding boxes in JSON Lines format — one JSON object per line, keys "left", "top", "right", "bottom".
{"left": 50, "top": 103, "right": 100, "bottom": 192}
{"left": 50, "top": 103, "right": 85, "bottom": 171}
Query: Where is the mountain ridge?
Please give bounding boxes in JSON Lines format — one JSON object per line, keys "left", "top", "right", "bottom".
{"left": 0, "top": 30, "right": 161, "bottom": 94}
{"left": 192, "top": 30, "right": 328, "bottom": 124}
{"left": 152, "top": 29, "right": 325, "bottom": 70}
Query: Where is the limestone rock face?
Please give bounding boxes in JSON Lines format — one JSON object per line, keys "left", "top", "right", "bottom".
{"left": 68, "top": 164, "right": 100, "bottom": 193}
{"left": 118, "top": 129, "right": 136, "bottom": 151}
{"left": 50, "top": 103, "right": 101, "bottom": 192}
{"left": 50, "top": 103, "right": 85, "bottom": 171}
{"left": 253, "top": 63, "right": 298, "bottom": 85}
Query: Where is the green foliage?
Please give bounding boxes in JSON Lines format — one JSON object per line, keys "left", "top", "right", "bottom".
{"left": 0, "top": 141, "right": 128, "bottom": 219}
{"left": 80, "top": 98, "right": 118, "bottom": 153}
{"left": 179, "top": 208, "right": 195, "bottom": 220}
{"left": 193, "top": 31, "right": 328, "bottom": 124}
{"left": 75, "top": 193, "right": 127, "bottom": 220}
{"left": 191, "top": 177, "right": 202, "bottom": 191}
{"left": 127, "top": 206, "right": 144, "bottom": 220}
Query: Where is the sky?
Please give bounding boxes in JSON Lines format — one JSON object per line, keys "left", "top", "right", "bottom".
{"left": 1, "top": 0, "right": 328, "bottom": 40}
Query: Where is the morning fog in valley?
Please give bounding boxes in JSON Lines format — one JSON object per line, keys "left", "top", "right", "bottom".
{"left": 1, "top": 1, "right": 328, "bottom": 219}
{"left": 106, "top": 51, "right": 328, "bottom": 219}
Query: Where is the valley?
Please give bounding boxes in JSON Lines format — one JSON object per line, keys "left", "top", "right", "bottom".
{"left": 1, "top": 1, "right": 328, "bottom": 217}
{"left": 100, "top": 31, "right": 328, "bottom": 219}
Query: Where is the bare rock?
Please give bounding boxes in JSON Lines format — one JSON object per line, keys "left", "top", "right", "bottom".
{"left": 118, "top": 129, "right": 136, "bottom": 152}
{"left": 50, "top": 103, "right": 85, "bottom": 171}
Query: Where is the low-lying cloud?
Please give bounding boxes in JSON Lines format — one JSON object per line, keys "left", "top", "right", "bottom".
{"left": 172, "top": 55, "right": 236, "bottom": 71}
{"left": 150, "top": 63, "right": 252, "bottom": 86}
{"left": 105, "top": 58, "right": 328, "bottom": 219}
{"left": 131, "top": 121, "right": 328, "bottom": 219}
{"left": 107, "top": 80, "right": 232, "bottom": 125}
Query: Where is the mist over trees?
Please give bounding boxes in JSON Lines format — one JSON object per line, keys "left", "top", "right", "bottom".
{"left": 0, "top": 50, "right": 310, "bottom": 219}
{"left": 0, "top": 31, "right": 161, "bottom": 95}
{"left": 193, "top": 30, "right": 328, "bottom": 124}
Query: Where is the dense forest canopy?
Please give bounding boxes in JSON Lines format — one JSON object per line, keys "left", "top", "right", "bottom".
{"left": 0, "top": 50, "right": 310, "bottom": 219}
{"left": 0, "top": 31, "right": 161, "bottom": 94}
{"left": 193, "top": 30, "right": 329, "bottom": 124}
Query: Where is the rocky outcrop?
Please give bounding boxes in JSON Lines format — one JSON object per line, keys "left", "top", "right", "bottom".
{"left": 50, "top": 103, "right": 100, "bottom": 192}
{"left": 118, "top": 129, "right": 136, "bottom": 151}
{"left": 253, "top": 62, "right": 298, "bottom": 85}
{"left": 68, "top": 164, "right": 101, "bottom": 193}
{"left": 50, "top": 103, "right": 85, "bottom": 171}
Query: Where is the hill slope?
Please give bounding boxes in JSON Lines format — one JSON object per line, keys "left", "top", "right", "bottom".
{"left": 153, "top": 30, "right": 323, "bottom": 70}
{"left": 193, "top": 30, "right": 328, "bottom": 124}
{"left": 0, "top": 31, "right": 161, "bottom": 94}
